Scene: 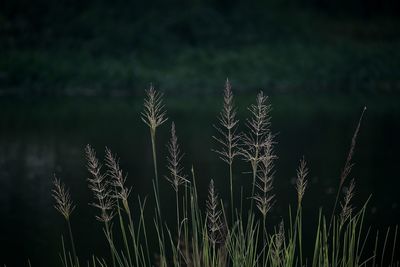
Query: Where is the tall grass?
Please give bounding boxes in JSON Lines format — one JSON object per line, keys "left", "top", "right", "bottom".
{"left": 51, "top": 82, "right": 398, "bottom": 267}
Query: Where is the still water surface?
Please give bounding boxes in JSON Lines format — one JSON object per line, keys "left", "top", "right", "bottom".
{"left": 0, "top": 94, "right": 399, "bottom": 266}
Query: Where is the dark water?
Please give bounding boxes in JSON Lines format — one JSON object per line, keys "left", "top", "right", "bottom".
{"left": 0, "top": 94, "right": 399, "bottom": 266}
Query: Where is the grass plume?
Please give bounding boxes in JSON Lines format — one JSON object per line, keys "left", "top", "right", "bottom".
{"left": 213, "top": 79, "right": 240, "bottom": 220}
{"left": 85, "top": 144, "right": 116, "bottom": 267}
{"left": 295, "top": 157, "right": 308, "bottom": 207}
{"left": 52, "top": 176, "right": 75, "bottom": 220}
{"left": 165, "top": 122, "right": 188, "bottom": 192}
{"left": 340, "top": 178, "right": 355, "bottom": 226}
{"left": 141, "top": 84, "right": 167, "bottom": 198}
{"left": 241, "top": 91, "right": 272, "bottom": 210}
{"left": 253, "top": 133, "right": 276, "bottom": 219}
{"left": 165, "top": 121, "right": 188, "bottom": 247}
{"left": 329, "top": 107, "right": 366, "bottom": 233}
{"left": 52, "top": 176, "right": 79, "bottom": 267}
{"left": 206, "top": 179, "right": 225, "bottom": 246}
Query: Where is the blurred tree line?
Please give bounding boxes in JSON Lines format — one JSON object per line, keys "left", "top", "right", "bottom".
{"left": 2, "top": 0, "right": 398, "bottom": 47}
{"left": 0, "top": 0, "right": 399, "bottom": 95}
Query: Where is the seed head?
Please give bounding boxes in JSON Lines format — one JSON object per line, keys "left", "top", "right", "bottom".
{"left": 105, "top": 147, "right": 132, "bottom": 205}
{"left": 241, "top": 91, "right": 272, "bottom": 171}
{"left": 253, "top": 134, "right": 276, "bottom": 217}
{"left": 340, "top": 179, "right": 356, "bottom": 225}
{"left": 86, "top": 145, "right": 115, "bottom": 223}
{"left": 206, "top": 179, "right": 224, "bottom": 245}
{"left": 295, "top": 157, "right": 308, "bottom": 205}
{"left": 141, "top": 85, "right": 167, "bottom": 132}
{"left": 52, "top": 176, "right": 75, "bottom": 220}
{"left": 212, "top": 79, "right": 240, "bottom": 165}
{"left": 165, "top": 122, "right": 189, "bottom": 192}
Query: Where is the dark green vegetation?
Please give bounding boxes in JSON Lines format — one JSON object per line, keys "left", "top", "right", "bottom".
{"left": 1, "top": 0, "right": 400, "bottom": 95}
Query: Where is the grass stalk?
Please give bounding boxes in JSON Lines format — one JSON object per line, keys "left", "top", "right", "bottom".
{"left": 66, "top": 219, "right": 79, "bottom": 267}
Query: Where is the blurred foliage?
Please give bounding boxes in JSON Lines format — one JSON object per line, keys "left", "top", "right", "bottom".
{"left": 0, "top": 0, "right": 399, "bottom": 95}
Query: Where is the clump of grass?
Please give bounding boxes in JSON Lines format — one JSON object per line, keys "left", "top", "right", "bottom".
{"left": 49, "top": 81, "right": 399, "bottom": 267}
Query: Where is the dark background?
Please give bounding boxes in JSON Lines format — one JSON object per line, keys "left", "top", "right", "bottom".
{"left": 1, "top": 0, "right": 400, "bottom": 95}
{"left": 0, "top": 0, "right": 400, "bottom": 266}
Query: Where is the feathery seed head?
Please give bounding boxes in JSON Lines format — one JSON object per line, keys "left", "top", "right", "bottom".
{"left": 141, "top": 85, "right": 167, "bottom": 133}
{"left": 206, "top": 179, "right": 224, "bottom": 245}
{"left": 212, "top": 79, "right": 240, "bottom": 165}
{"left": 295, "top": 157, "right": 308, "bottom": 205}
{"left": 339, "top": 108, "right": 366, "bottom": 186}
{"left": 272, "top": 220, "right": 285, "bottom": 263}
{"left": 105, "top": 147, "right": 132, "bottom": 206}
{"left": 241, "top": 91, "right": 272, "bottom": 167}
{"left": 86, "top": 145, "right": 115, "bottom": 223}
{"left": 165, "top": 122, "right": 188, "bottom": 192}
{"left": 340, "top": 179, "right": 356, "bottom": 225}
{"left": 253, "top": 134, "right": 276, "bottom": 216}
{"left": 52, "top": 176, "right": 75, "bottom": 220}
{"left": 276, "top": 220, "right": 285, "bottom": 249}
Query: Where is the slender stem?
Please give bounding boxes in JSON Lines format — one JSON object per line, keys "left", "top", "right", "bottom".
{"left": 66, "top": 219, "right": 79, "bottom": 267}
{"left": 124, "top": 203, "right": 138, "bottom": 267}
{"left": 104, "top": 220, "right": 116, "bottom": 267}
{"left": 138, "top": 198, "right": 152, "bottom": 267}
{"left": 297, "top": 205, "right": 304, "bottom": 267}
{"left": 229, "top": 162, "right": 234, "bottom": 222}
{"left": 328, "top": 184, "right": 342, "bottom": 236}
{"left": 175, "top": 189, "right": 181, "bottom": 265}
{"left": 150, "top": 129, "right": 163, "bottom": 222}
{"left": 150, "top": 129, "right": 159, "bottom": 195}
{"left": 250, "top": 161, "right": 257, "bottom": 211}
{"left": 262, "top": 214, "right": 266, "bottom": 266}
{"left": 153, "top": 181, "right": 166, "bottom": 266}
{"left": 250, "top": 139, "right": 259, "bottom": 212}
{"left": 176, "top": 190, "right": 180, "bottom": 235}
